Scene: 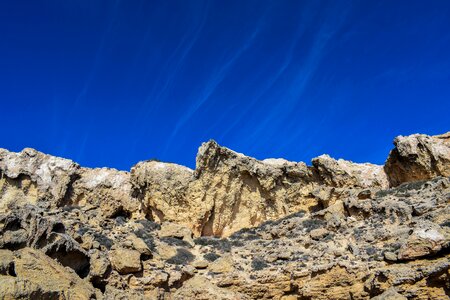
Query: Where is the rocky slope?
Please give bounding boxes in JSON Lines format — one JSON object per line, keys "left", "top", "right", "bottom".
{"left": 0, "top": 132, "right": 449, "bottom": 299}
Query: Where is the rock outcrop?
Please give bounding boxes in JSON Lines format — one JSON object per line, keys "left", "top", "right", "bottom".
{"left": 132, "top": 140, "right": 390, "bottom": 237}
{"left": 0, "top": 147, "right": 78, "bottom": 211}
{"left": 0, "top": 132, "right": 449, "bottom": 299}
{"left": 0, "top": 149, "right": 141, "bottom": 222}
{"left": 385, "top": 132, "right": 450, "bottom": 186}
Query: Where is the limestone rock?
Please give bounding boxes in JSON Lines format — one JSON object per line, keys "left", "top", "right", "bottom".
{"left": 132, "top": 139, "right": 393, "bottom": 237}
{"left": 0, "top": 249, "right": 14, "bottom": 275}
{"left": 109, "top": 248, "right": 142, "bottom": 274}
{"left": 0, "top": 148, "right": 142, "bottom": 223}
{"left": 172, "top": 276, "right": 249, "bottom": 300}
{"left": 397, "top": 223, "right": 448, "bottom": 260}
{"left": 127, "top": 234, "right": 152, "bottom": 256}
{"left": 312, "top": 154, "right": 389, "bottom": 189}
{"left": 192, "top": 259, "right": 209, "bottom": 269}
{"left": 133, "top": 141, "right": 316, "bottom": 237}
{"left": 89, "top": 249, "right": 111, "bottom": 279}
{"left": 385, "top": 132, "right": 450, "bottom": 186}
{"left": 131, "top": 160, "right": 198, "bottom": 228}
{"left": 67, "top": 167, "right": 140, "bottom": 219}
{"left": 371, "top": 288, "right": 407, "bottom": 300}
{"left": 0, "top": 248, "right": 96, "bottom": 299}
{"left": 159, "top": 222, "right": 194, "bottom": 246}
{"left": 0, "top": 206, "right": 90, "bottom": 277}
{"left": 383, "top": 251, "right": 397, "bottom": 262}
{"left": 0, "top": 131, "right": 448, "bottom": 299}
{"left": 208, "top": 254, "right": 234, "bottom": 273}
{"left": 0, "top": 148, "right": 79, "bottom": 210}
{"left": 310, "top": 228, "right": 329, "bottom": 240}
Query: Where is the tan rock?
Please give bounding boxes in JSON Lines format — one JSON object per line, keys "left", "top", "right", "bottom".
{"left": 90, "top": 249, "right": 110, "bottom": 279}
{"left": 132, "top": 141, "right": 318, "bottom": 237}
{"left": 0, "top": 275, "right": 41, "bottom": 300}
{"left": 385, "top": 132, "right": 450, "bottom": 186}
{"left": 297, "top": 266, "right": 366, "bottom": 299}
{"left": 0, "top": 148, "right": 78, "bottom": 210}
{"left": 398, "top": 225, "right": 448, "bottom": 260}
{"left": 172, "top": 276, "right": 249, "bottom": 300}
{"left": 132, "top": 137, "right": 398, "bottom": 237}
{"left": 156, "top": 243, "right": 177, "bottom": 260}
{"left": 0, "top": 147, "right": 143, "bottom": 220}
{"left": 109, "top": 248, "right": 142, "bottom": 274}
{"left": 159, "top": 222, "right": 194, "bottom": 246}
{"left": 371, "top": 288, "right": 407, "bottom": 300}
{"left": 0, "top": 249, "right": 14, "bottom": 275}
{"left": 209, "top": 254, "right": 234, "bottom": 273}
{"left": 192, "top": 259, "right": 209, "bottom": 269}
{"left": 130, "top": 160, "right": 195, "bottom": 225}
{"left": 383, "top": 251, "right": 397, "bottom": 262}
{"left": 1, "top": 248, "right": 96, "bottom": 299}
{"left": 67, "top": 167, "right": 141, "bottom": 218}
{"left": 128, "top": 234, "right": 152, "bottom": 256}
{"left": 140, "top": 268, "right": 169, "bottom": 286}
{"left": 310, "top": 228, "right": 329, "bottom": 240}
{"left": 2, "top": 229, "right": 28, "bottom": 248}
{"left": 312, "top": 154, "right": 389, "bottom": 189}
{"left": 0, "top": 132, "right": 449, "bottom": 300}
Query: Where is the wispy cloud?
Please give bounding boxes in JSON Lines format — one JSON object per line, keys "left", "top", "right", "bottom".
{"left": 135, "top": 2, "right": 210, "bottom": 124}
{"left": 60, "top": 0, "right": 122, "bottom": 155}
{"left": 162, "top": 22, "right": 263, "bottom": 154}
{"left": 73, "top": 0, "right": 122, "bottom": 107}
{"left": 214, "top": 36, "right": 297, "bottom": 141}
{"left": 246, "top": 3, "right": 352, "bottom": 152}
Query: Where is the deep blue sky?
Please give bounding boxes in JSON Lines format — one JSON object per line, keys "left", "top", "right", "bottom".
{"left": 1, "top": 1, "right": 449, "bottom": 170}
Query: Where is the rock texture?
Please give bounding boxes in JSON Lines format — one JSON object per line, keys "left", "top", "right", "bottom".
{"left": 0, "top": 132, "right": 449, "bottom": 299}
{"left": 132, "top": 140, "right": 390, "bottom": 237}
{"left": 385, "top": 132, "right": 450, "bottom": 186}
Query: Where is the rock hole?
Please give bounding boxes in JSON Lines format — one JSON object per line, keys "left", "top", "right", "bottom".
{"left": 51, "top": 222, "right": 66, "bottom": 233}
{"left": 46, "top": 245, "right": 90, "bottom": 278}
{"left": 8, "top": 262, "right": 16, "bottom": 277}
{"left": 111, "top": 207, "right": 131, "bottom": 221}
{"left": 308, "top": 202, "right": 324, "bottom": 213}
{"left": 90, "top": 265, "right": 111, "bottom": 294}
{"left": 141, "top": 253, "right": 152, "bottom": 261}
{"left": 4, "top": 216, "right": 22, "bottom": 231}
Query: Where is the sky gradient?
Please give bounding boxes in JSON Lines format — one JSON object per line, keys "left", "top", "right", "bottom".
{"left": 1, "top": 0, "right": 449, "bottom": 170}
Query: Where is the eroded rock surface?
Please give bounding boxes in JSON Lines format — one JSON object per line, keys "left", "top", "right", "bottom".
{"left": 132, "top": 140, "right": 391, "bottom": 237}
{"left": 0, "top": 148, "right": 78, "bottom": 211}
{"left": 0, "top": 132, "right": 449, "bottom": 299}
{"left": 385, "top": 132, "right": 450, "bottom": 186}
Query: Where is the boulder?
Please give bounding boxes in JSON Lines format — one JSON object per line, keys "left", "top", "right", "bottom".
{"left": 0, "top": 248, "right": 96, "bottom": 299}
{"left": 385, "top": 132, "right": 450, "bottom": 186}
{"left": 159, "top": 222, "right": 194, "bottom": 246}
{"left": 109, "top": 248, "right": 142, "bottom": 274}
{"left": 398, "top": 223, "right": 448, "bottom": 260}
{"left": 312, "top": 154, "right": 389, "bottom": 189}
{"left": 310, "top": 228, "right": 329, "bottom": 240}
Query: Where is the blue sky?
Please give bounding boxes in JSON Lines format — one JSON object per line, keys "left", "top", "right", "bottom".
{"left": 1, "top": 1, "right": 449, "bottom": 170}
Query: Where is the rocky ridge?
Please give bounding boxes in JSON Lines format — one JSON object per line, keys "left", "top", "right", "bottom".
{"left": 0, "top": 132, "right": 449, "bottom": 299}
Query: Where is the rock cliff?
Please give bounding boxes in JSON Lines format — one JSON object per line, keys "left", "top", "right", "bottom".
{"left": 0, "top": 132, "right": 449, "bottom": 299}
